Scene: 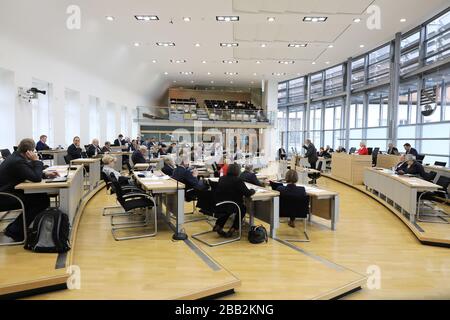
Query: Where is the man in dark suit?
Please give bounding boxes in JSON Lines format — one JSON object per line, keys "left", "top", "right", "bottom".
{"left": 36, "top": 135, "right": 52, "bottom": 160}
{"left": 161, "top": 157, "right": 175, "bottom": 176}
{"left": 114, "top": 134, "right": 125, "bottom": 147}
{"left": 0, "top": 138, "right": 58, "bottom": 241}
{"left": 387, "top": 143, "right": 399, "bottom": 155}
{"left": 278, "top": 147, "right": 287, "bottom": 160}
{"left": 239, "top": 164, "right": 262, "bottom": 186}
{"left": 171, "top": 160, "right": 205, "bottom": 191}
{"left": 397, "top": 154, "right": 427, "bottom": 179}
{"left": 131, "top": 145, "right": 148, "bottom": 164}
{"left": 214, "top": 164, "right": 255, "bottom": 237}
{"left": 67, "top": 136, "right": 83, "bottom": 161}
{"left": 403, "top": 143, "right": 418, "bottom": 157}
{"left": 86, "top": 138, "right": 103, "bottom": 158}
{"left": 303, "top": 139, "right": 318, "bottom": 169}
{"left": 102, "top": 141, "right": 112, "bottom": 153}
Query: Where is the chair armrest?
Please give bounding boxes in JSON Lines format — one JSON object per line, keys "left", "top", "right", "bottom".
{"left": 122, "top": 193, "right": 156, "bottom": 205}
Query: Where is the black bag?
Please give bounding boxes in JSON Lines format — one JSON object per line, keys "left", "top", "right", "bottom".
{"left": 24, "top": 208, "right": 71, "bottom": 253}
{"left": 248, "top": 225, "right": 268, "bottom": 244}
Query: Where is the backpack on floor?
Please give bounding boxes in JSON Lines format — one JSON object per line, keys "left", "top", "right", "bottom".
{"left": 248, "top": 225, "right": 268, "bottom": 244}
{"left": 24, "top": 208, "right": 71, "bottom": 253}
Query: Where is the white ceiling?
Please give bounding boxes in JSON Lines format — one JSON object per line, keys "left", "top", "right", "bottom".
{"left": 0, "top": 0, "right": 449, "bottom": 102}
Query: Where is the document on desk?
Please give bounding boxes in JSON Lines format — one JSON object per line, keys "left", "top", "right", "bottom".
{"left": 142, "top": 181, "right": 164, "bottom": 185}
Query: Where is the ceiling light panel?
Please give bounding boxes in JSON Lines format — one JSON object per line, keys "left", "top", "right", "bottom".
{"left": 278, "top": 60, "right": 295, "bottom": 64}
{"left": 222, "top": 60, "right": 239, "bottom": 64}
{"left": 288, "top": 43, "right": 307, "bottom": 48}
{"left": 216, "top": 16, "right": 239, "bottom": 22}
{"left": 135, "top": 15, "right": 159, "bottom": 21}
{"left": 220, "top": 43, "right": 239, "bottom": 47}
{"left": 156, "top": 42, "right": 176, "bottom": 47}
{"left": 170, "top": 59, "right": 187, "bottom": 63}
{"left": 303, "top": 16, "right": 328, "bottom": 23}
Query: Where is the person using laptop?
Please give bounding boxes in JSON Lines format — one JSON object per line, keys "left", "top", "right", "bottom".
{"left": 0, "top": 138, "right": 59, "bottom": 241}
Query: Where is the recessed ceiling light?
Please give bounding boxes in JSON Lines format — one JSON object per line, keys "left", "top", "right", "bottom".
{"left": 220, "top": 43, "right": 239, "bottom": 47}
{"left": 173, "top": 80, "right": 177, "bottom": 83}
{"left": 152, "top": 60, "right": 157, "bottom": 63}
{"left": 328, "top": 44, "right": 334, "bottom": 48}
{"left": 170, "top": 59, "right": 187, "bottom": 63}
{"left": 224, "top": 72, "right": 238, "bottom": 75}
{"left": 278, "top": 60, "right": 295, "bottom": 65}
{"left": 133, "top": 42, "right": 141, "bottom": 47}
{"left": 325, "top": 61, "right": 330, "bottom": 65}
{"left": 256, "top": 61, "right": 261, "bottom": 64}
{"left": 156, "top": 42, "right": 176, "bottom": 47}
{"left": 105, "top": 16, "right": 115, "bottom": 21}
{"left": 353, "top": 18, "right": 361, "bottom": 23}
{"left": 253, "top": 72, "right": 257, "bottom": 76}
{"left": 216, "top": 16, "right": 239, "bottom": 22}
{"left": 207, "top": 72, "right": 211, "bottom": 75}
{"left": 230, "top": 81, "right": 234, "bottom": 84}
{"left": 190, "top": 80, "right": 194, "bottom": 83}
{"left": 400, "top": 18, "right": 407, "bottom": 23}
{"left": 210, "top": 81, "right": 214, "bottom": 84}
{"left": 180, "top": 71, "right": 194, "bottom": 75}
{"left": 267, "top": 17, "right": 275, "bottom": 22}
{"left": 164, "top": 72, "right": 169, "bottom": 75}
{"left": 303, "top": 16, "right": 327, "bottom": 23}
{"left": 288, "top": 43, "right": 307, "bottom": 48}
{"left": 183, "top": 17, "right": 191, "bottom": 22}
{"left": 223, "top": 60, "right": 238, "bottom": 64}
{"left": 312, "top": 61, "right": 316, "bottom": 65}
{"left": 360, "top": 44, "right": 365, "bottom": 48}
{"left": 251, "top": 81, "right": 255, "bottom": 84}
{"left": 135, "top": 15, "right": 159, "bottom": 21}
{"left": 195, "top": 43, "right": 201, "bottom": 47}
{"left": 202, "top": 60, "right": 207, "bottom": 64}
{"left": 261, "top": 43, "right": 267, "bottom": 48}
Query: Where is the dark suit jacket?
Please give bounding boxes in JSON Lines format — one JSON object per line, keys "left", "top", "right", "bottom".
{"left": 161, "top": 164, "right": 175, "bottom": 176}
{"left": 406, "top": 148, "right": 418, "bottom": 157}
{"left": 114, "top": 139, "right": 125, "bottom": 146}
{"left": 36, "top": 141, "right": 50, "bottom": 151}
{"left": 303, "top": 144, "right": 318, "bottom": 164}
{"left": 131, "top": 150, "right": 146, "bottom": 164}
{"left": 402, "top": 161, "right": 427, "bottom": 178}
{"left": 102, "top": 146, "right": 111, "bottom": 153}
{"left": 67, "top": 144, "right": 82, "bottom": 160}
{"left": 172, "top": 166, "right": 205, "bottom": 191}
{"left": 215, "top": 175, "right": 255, "bottom": 213}
{"left": 239, "top": 171, "right": 261, "bottom": 186}
{"left": 0, "top": 152, "right": 44, "bottom": 193}
{"left": 277, "top": 184, "right": 309, "bottom": 219}
{"left": 86, "top": 144, "right": 103, "bottom": 158}
{"left": 387, "top": 147, "right": 399, "bottom": 155}
{"left": 395, "top": 161, "right": 408, "bottom": 172}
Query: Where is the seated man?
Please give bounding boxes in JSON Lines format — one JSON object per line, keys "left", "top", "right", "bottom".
{"left": 396, "top": 154, "right": 427, "bottom": 179}
{"left": 213, "top": 164, "right": 256, "bottom": 237}
{"left": 318, "top": 147, "right": 331, "bottom": 159}
{"left": 394, "top": 154, "right": 407, "bottom": 172}
{"left": 171, "top": 157, "right": 206, "bottom": 201}
{"left": 102, "top": 141, "right": 112, "bottom": 153}
{"left": 86, "top": 138, "right": 103, "bottom": 158}
{"left": 161, "top": 156, "right": 175, "bottom": 176}
{"left": 239, "top": 164, "right": 262, "bottom": 186}
{"left": 403, "top": 143, "right": 418, "bottom": 157}
{"left": 387, "top": 143, "right": 399, "bottom": 155}
{"left": 0, "top": 138, "right": 59, "bottom": 241}
{"left": 132, "top": 145, "right": 148, "bottom": 164}
{"left": 36, "top": 134, "right": 52, "bottom": 160}
{"left": 67, "top": 136, "right": 83, "bottom": 160}
{"left": 276, "top": 170, "right": 309, "bottom": 228}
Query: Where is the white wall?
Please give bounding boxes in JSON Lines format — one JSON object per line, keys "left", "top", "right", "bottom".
{"left": 0, "top": 35, "right": 147, "bottom": 149}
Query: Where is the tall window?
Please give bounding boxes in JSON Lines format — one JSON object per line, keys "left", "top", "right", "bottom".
{"left": 368, "top": 45, "right": 390, "bottom": 84}
{"left": 323, "top": 99, "right": 343, "bottom": 149}
{"left": 351, "top": 57, "right": 365, "bottom": 89}
{"left": 288, "top": 106, "right": 304, "bottom": 154}
{"left": 0, "top": 67, "right": 15, "bottom": 149}
{"left": 288, "top": 78, "right": 306, "bottom": 103}
{"left": 121, "top": 106, "right": 128, "bottom": 137}
{"left": 278, "top": 82, "right": 288, "bottom": 105}
{"left": 277, "top": 109, "right": 287, "bottom": 150}
{"left": 89, "top": 96, "right": 101, "bottom": 142}
{"left": 400, "top": 31, "right": 420, "bottom": 75}
{"left": 106, "top": 101, "right": 116, "bottom": 141}
{"left": 64, "top": 88, "right": 80, "bottom": 146}
{"left": 324, "top": 65, "right": 344, "bottom": 96}
{"left": 31, "top": 79, "right": 53, "bottom": 145}
{"left": 366, "top": 89, "right": 389, "bottom": 150}
{"left": 349, "top": 95, "right": 364, "bottom": 147}
{"left": 310, "top": 73, "right": 323, "bottom": 99}
{"left": 309, "top": 103, "right": 322, "bottom": 147}
{"left": 425, "top": 10, "right": 450, "bottom": 65}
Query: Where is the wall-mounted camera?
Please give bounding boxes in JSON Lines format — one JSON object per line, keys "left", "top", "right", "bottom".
{"left": 18, "top": 87, "right": 47, "bottom": 103}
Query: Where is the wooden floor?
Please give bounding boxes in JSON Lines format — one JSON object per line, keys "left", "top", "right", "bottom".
{"left": 2, "top": 177, "right": 449, "bottom": 299}
{"left": 323, "top": 173, "right": 450, "bottom": 246}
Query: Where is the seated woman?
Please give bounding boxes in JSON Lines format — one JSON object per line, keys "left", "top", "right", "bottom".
{"left": 276, "top": 170, "right": 309, "bottom": 228}
{"left": 102, "top": 155, "right": 133, "bottom": 185}
{"left": 356, "top": 141, "right": 369, "bottom": 155}
{"left": 396, "top": 154, "right": 427, "bottom": 179}
{"left": 214, "top": 164, "right": 256, "bottom": 237}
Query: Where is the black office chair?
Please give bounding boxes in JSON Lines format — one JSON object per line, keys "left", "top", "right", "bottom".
{"left": 279, "top": 187, "right": 310, "bottom": 242}
{"left": 63, "top": 155, "right": 71, "bottom": 164}
{"left": 308, "top": 162, "right": 322, "bottom": 185}
{"left": 372, "top": 148, "right": 380, "bottom": 166}
{"left": 416, "top": 154, "right": 425, "bottom": 164}
{"left": 108, "top": 173, "right": 157, "bottom": 241}
{"left": 13, "top": 146, "right": 18, "bottom": 152}
{"left": 368, "top": 147, "right": 373, "bottom": 156}
{"left": 349, "top": 147, "right": 356, "bottom": 154}
{"left": 0, "top": 192, "right": 27, "bottom": 246}
{"left": 0, "top": 149, "right": 11, "bottom": 159}
{"left": 434, "top": 161, "right": 447, "bottom": 167}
